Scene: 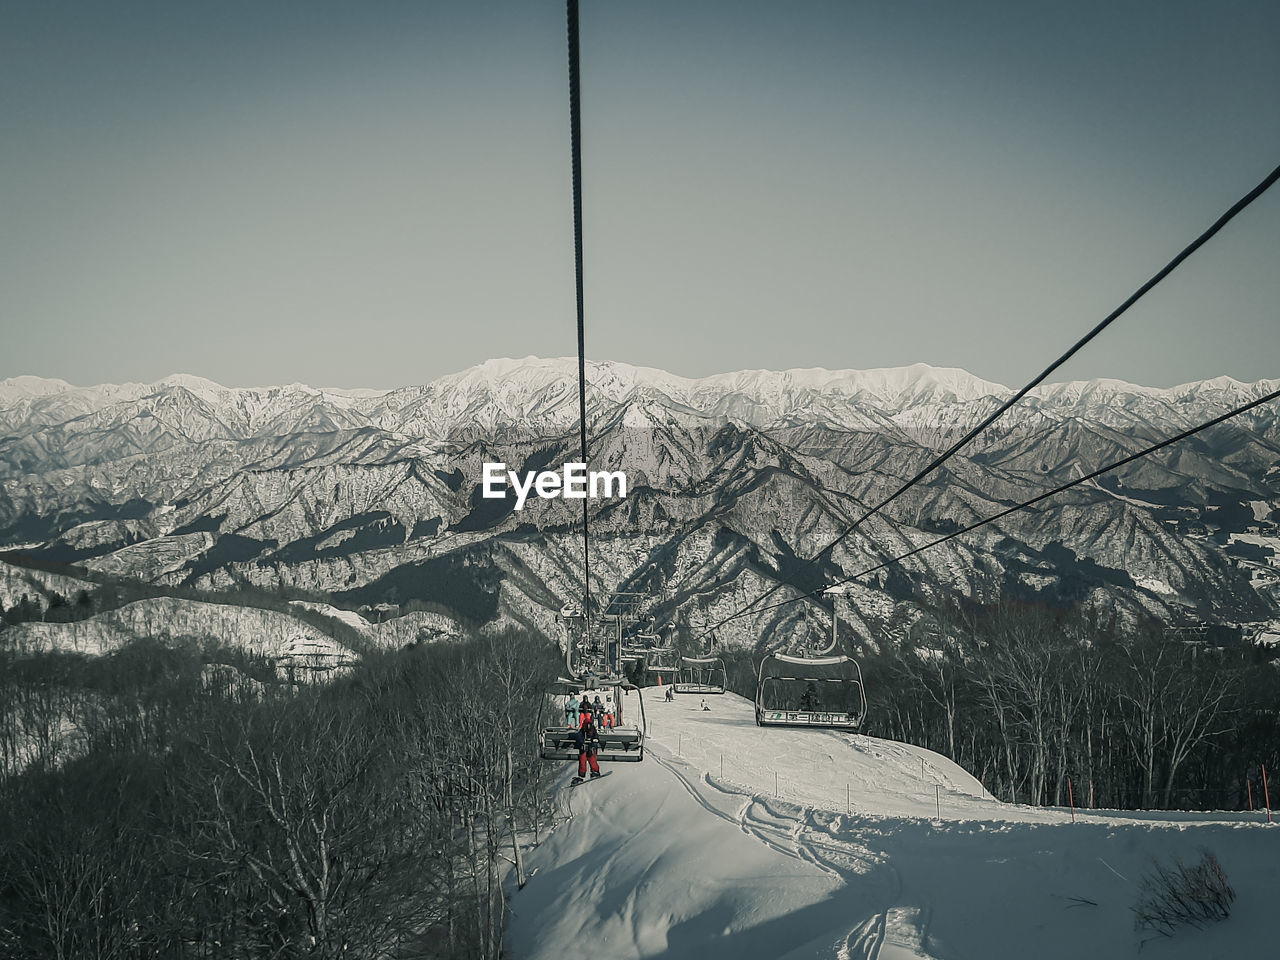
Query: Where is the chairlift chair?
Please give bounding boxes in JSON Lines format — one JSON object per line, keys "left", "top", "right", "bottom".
{"left": 645, "top": 646, "right": 680, "bottom": 688}
{"left": 754, "top": 653, "right": 867, "bottom": 730}
{"left": 674, "top": 655, "right": 727, "bottom": 694}
{"left": 537, "top": 678, "right": 646, "bottom": 762}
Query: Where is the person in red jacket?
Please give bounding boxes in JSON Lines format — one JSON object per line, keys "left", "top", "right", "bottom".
{"left": 573, "top": 715, "right": 601, "bottom": 781}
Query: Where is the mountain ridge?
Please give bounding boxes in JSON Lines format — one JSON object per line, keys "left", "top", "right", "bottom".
{"left": 2, "top": 357, "right": 1277, "bottom": 652}
{"left": 7, "top": 358, "right": 1280, "bottom": 411}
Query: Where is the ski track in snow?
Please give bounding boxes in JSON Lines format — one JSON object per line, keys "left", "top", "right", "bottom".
{"left": 508, "top": 691, "right": 1280, "bottom": 960}
{"left": 655, "top": 752, "right": 905, "bottom": 958}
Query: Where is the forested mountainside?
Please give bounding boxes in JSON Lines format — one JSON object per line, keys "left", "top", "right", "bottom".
{"left": 2, "top": 359, "right": 1277, "bottom": 649}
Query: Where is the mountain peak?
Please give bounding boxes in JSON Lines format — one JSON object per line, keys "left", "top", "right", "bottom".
{"left": 0, "top": 375, "right": 76, "bottom": 399}
{"left": 438, "top": 357, "right": 1011, "bottom": 410}
{"left": 156, "top": 373, "right": 227, "bottom": 392}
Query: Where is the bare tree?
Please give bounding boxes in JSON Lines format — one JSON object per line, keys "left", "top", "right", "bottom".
{"left": 180, "top": 691, "right": 434, "bottom": 958}
{"left": 1154, "top": 645, "right": 1236, "bottom": 808}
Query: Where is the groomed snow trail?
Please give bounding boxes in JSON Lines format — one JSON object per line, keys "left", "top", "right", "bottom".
{"left": 507, "top": 690, "right": 1279, "bottom": 960}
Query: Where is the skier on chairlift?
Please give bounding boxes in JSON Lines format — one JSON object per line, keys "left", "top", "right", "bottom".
{"left": 565, "top": 692, "right": 580, "bottom": 727}
{"left": 574, "top": 713, "right": 602, "bottom": 781}
{"left": 800, "top": 681, "right": 821, "bottom": 712}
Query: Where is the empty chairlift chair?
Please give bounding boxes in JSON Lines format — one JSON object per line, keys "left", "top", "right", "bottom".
{"left": 646, "top": 646, "right": 680, "bottom": 690}
{"left": 675, "top": 656, "right": 727, "bottom": 694}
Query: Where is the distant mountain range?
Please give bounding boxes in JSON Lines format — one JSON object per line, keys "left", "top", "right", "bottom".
{"left": 2, "top": 358, "right": 1278, "bottom": 650}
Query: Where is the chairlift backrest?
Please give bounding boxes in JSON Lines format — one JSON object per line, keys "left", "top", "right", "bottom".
{"left": 675, "top": 655, "right": 727, "bottom": 694}
{"left": 754, "top": 652, "right": 867, "bottom": 730}
{"left": 537, "top": 677, "right": 647, "bottom": 762}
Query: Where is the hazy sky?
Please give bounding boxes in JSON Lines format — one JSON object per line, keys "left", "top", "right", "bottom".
{"left": 3, "top": 1, "right": 1277, "bottom": 390}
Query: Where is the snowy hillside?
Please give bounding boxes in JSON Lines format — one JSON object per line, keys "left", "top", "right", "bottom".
{"left": 2, "top": 596, "right": 356, "bottom": 660}
{"left": 0, "top": 558, "right": 96, "bottom": 613}
{"left": 509, "top": 690, "right": 1277, "bottom": 959}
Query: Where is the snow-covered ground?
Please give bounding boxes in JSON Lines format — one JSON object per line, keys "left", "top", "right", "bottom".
{"left": 2, "top": 596, "right": 354, "bottom": 660}
{"left": 508, "top": 690, "right": 1277, "bottom": 959}
{"left": 288, "top": 600, "right": 465, "bottom": 647}
{"left": 0, "top": 558, "right": 97, "bottom": 612}
{"left": 1229, "top": 532, "right": 1280, "bottom": 554}
{"left": 290, "top": 599, "right": 376, "bottom": 634}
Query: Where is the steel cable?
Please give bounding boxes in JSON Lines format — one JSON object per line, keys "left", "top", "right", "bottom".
{"left": 568, "top": 0, "right": 591, "bottom": 631}
{"left": 716, "top": 386, "right": 1280, "bottom": 628}
{"left": 691, "top": 160, "right": 1280, "bottom": 645}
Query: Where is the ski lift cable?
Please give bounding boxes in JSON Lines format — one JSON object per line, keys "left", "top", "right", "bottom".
{"left": 690, "top": 159, "right": 1280, "bottom": 647}
{"left": 568, "top": 0, "right": 591, "bottom": 631}
{"left": 721, "top": 385, "right": 1280, "bottom": 626}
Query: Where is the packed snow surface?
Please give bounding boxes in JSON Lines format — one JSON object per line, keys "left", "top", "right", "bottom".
{"left": 508, "top": 690, "right": 1277, "bottom": 960}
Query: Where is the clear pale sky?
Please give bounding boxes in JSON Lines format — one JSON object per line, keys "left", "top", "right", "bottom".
{"left": 3, "top": 1, "right": 1277, "bottom": 389}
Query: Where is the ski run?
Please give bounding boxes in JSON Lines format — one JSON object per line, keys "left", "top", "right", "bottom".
{"left": 507, "top": 689, "right": 1277, "bottom": 960}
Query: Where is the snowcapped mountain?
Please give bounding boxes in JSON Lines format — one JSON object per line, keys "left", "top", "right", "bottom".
{"left": 1, "top": 359, "right": 1277, "bottom": 650}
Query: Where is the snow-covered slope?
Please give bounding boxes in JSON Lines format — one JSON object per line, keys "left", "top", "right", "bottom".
{"left": 2, "top": 597, "right": 355, "bottom": 659}
{"left": 0, "top": 558, "right": 97, "bottom": 613}
{"left": 508, "top": 691, "right": 1277, "bottom": 959}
